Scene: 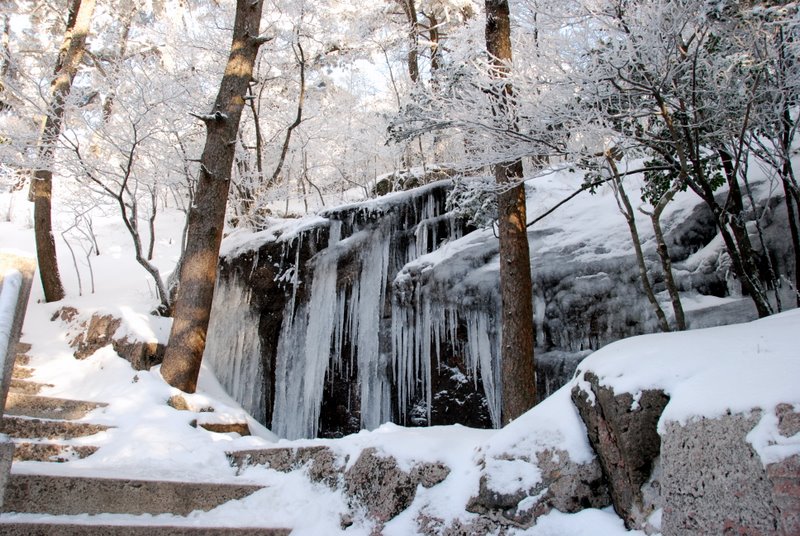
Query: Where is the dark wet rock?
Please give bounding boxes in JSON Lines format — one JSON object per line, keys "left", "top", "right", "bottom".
{"left": 571, "top": 371, "right": 668, "bottom": 528}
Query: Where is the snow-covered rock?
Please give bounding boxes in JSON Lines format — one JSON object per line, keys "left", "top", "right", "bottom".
{"left": 572, "top": 309, "right": 800, "bottom": 534}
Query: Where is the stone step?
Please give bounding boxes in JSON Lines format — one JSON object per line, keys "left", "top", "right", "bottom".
{"left": 11, "top": 442, "right": 99, "bottom": 462}
{"left": 2, "top": 474, "right": 265, "bottom": 516}
{"left": 8, "top": 379, "right": 54, "bottom": 395}
{"left": 13, "top": 350, "right": 30, "bottom": 367}
{"left": 3, "top": 393, "right": 107, "bottom": 420}
{"left": 1, "top": 416, "right": 111, "bottom": 440}
{"left": 11, "top": 366, "right": 33, "bottom": 380}
{"left": 192, "top": 420, "right": 250, "bottom": 436}
{"left": 0, "top": 522, "right": 291, "bottom": 535}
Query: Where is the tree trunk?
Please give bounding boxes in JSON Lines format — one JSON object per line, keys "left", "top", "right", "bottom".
{"left": 399, "top": 0, "right": 420, "bottom": 83}
{"left": 485, "top": 0, "right": 536, "bottom": 424}
{"left": 31, "top": 0, "right": 96, "bottom": 302}
{"left": 160, "top": 0, "right": 268, "bottom": 393}
{"left": 102, "top": 5, "right": 134, "bottom": 122}
{"left": 716, "top": 148, "right": 773, "bottom": 317}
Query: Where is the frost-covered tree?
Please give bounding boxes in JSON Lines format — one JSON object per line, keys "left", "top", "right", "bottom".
{"left": 226, "top": 0, "right": 409, "bottom": 224}
{"left": 31, "top": 0, "right": 96, "bottom": 302}
{"left": 557, "top": 0, "right": 799, "bottom": 318}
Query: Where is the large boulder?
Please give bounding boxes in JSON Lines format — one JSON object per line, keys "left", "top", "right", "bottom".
{"left": 571, "top": 371, "right": 668, "bottom": 529}
{"left": 661, "top": 405, "right": 800, "bottom": 536}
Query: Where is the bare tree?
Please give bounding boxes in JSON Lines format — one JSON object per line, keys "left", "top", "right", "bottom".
{"left": 160, "top": 0, "right": 269, "bottom": 393}
{"left": 269, "top": 34, "right": 306, "bottom": 189}
{"left": 66, "top": 121, "right": 171, "bottom": 313}
{"left": 606, "top": 153, "right": 671, "bottom": 332}
{"left": 31, "top": 0, "right": 96, "bottom": 302}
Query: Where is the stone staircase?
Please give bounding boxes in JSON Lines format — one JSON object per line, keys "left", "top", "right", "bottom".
{"left": 1, "top": 344, "right": 106, "bottom": 463}
{"left": 0, "top": 343, "right": 289, "bottom": 535}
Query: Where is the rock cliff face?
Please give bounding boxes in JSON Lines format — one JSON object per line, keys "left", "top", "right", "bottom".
{"left": 204, "top": 181, "right": 497, "bottom": 439}
{"left": 204, "top": 175, "right": 792, "bottom": 440}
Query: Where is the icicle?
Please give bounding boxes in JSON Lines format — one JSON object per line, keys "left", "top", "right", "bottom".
{"left": 204, "top": 273, "right": 266, "bottom": 423}
{"left": 354, "top": 223, "right": 393, "bottom": 430}
{"left": 300, "top": 221, "right": 341, "bottom": 437}
{"left": 272, "top": 222, "right": 342, "bottom": 440}
{"left": 230, "top": 183, "right": 481, "bottom": 438}
{"left": 287, "top": 233, "right": 303, "bottom": 319}
{"left": 272, "top": 300, "right": 309, "bottom": 439}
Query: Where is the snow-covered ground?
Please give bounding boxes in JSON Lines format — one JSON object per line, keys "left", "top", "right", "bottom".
{"left": 1, "top": 163, "right": 798, "bottom": 534}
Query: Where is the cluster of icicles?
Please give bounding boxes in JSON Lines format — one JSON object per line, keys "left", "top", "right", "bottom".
{"left": 206, "top": 187, "right": 503, "bottom": 439}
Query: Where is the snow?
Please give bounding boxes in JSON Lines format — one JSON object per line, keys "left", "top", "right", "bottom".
{"left": 1, "top": 159, "right": 797, "bottom": 534}
{"left": 0, "top": 202, "right": 639, "bottom": 534}
{"left": 574, "top": 310, "right": 800, "bottom": 424}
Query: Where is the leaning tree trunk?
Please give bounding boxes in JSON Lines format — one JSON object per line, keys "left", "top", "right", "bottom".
{"left": 31, "top": 0, "right": 96, "bottom": 302}
{"left": 485, "top": 0, "right": 536, "bottom": 424}
{"left": 160, "top": 0, "right": 268, "bottom": 393}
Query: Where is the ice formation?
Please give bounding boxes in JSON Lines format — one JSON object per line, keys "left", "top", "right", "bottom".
{"left": 212, "top": 182, "right": 505, "bottom": 440}
{"left": 204, "top": 275, "right": 266, "bottom": 423}
{"left": 206, "top": 170, "right": 789, "bottom": 439}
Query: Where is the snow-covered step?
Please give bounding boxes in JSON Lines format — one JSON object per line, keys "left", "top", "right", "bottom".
{"left": 1, "top": 415, "right": 110, "bottom": 440}
{"left": 10, "top": 366, "right": 33, "bottom": 380}
{"left": 2, "top": 474, "right": 265, "bottom": 516}
{"left": 0, "top": 521, "right": 291, "bottom": 535}
{"left": 8, "top": 379, "right": 53, "bottom": 395}
{"left": 10, "top": 442, "right": 97, "bottom": 462}
{"left": 3, "top": 393, "right": 107, "bottom": 420}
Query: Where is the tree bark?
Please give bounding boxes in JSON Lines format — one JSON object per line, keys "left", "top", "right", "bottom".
{"left": 160, "top": 0, "right": 268, "bottom": 393}
{"left": 485, "top": 0, "right": 536, "bottom": 424}
{"left": 399, "top": 0, "right": 420, "bottom": 83}
{"left": 31, "top": 0, "right": 96, "bottom": 302}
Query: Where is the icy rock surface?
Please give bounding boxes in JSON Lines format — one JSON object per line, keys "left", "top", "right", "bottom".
{"left": 206, "top": 171, "right": 793, "bottom": 439}
{"left": 207, "top": 181, "right": 491, "bottom": 439}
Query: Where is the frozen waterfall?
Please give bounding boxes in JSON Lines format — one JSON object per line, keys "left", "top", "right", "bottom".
{"left": 204, "top": 276, "right": 266, "bottom": 423}
{"left": 208, "top": 182, "right": 505, "bottom": 439}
